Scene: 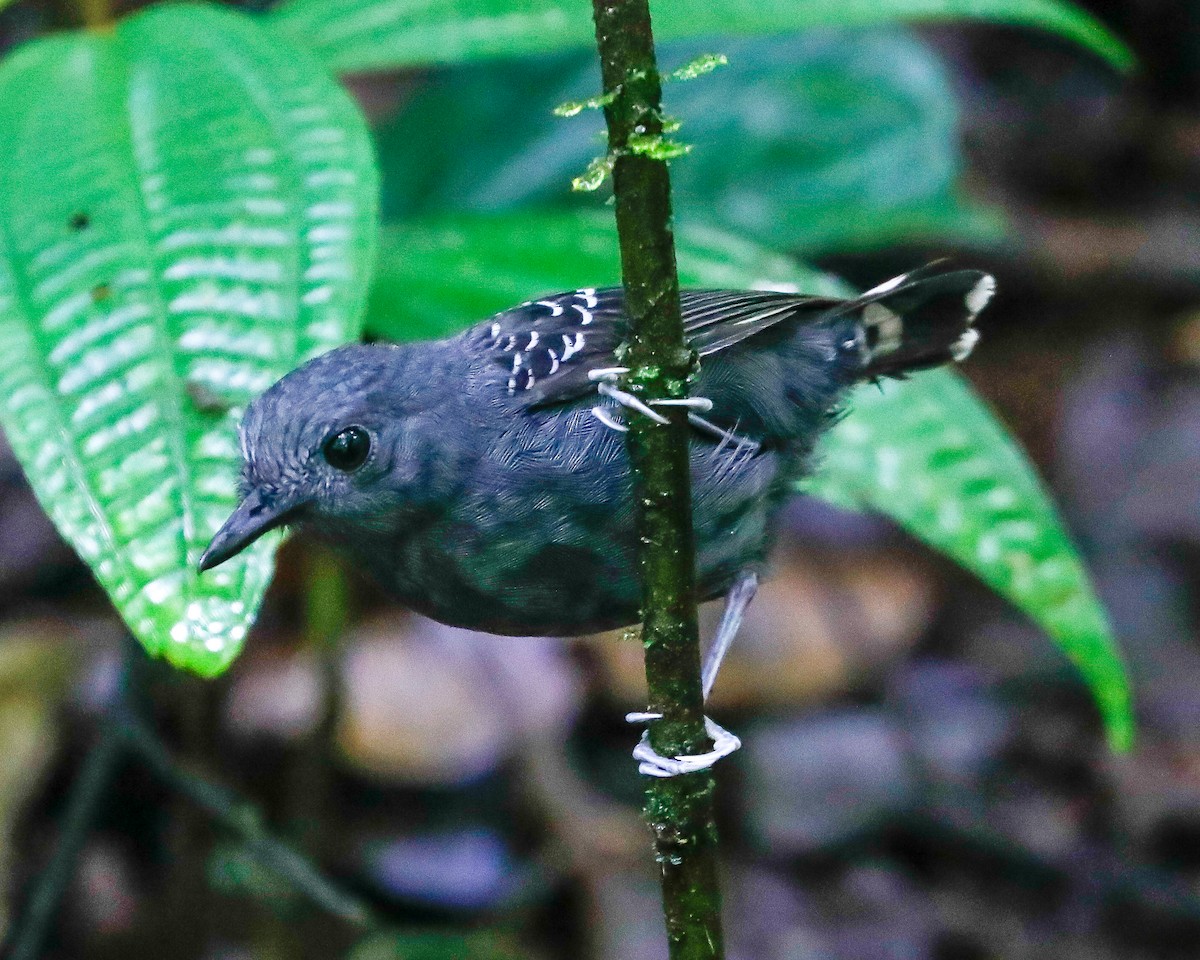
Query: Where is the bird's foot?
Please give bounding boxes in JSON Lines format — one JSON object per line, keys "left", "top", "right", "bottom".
{"left": 625, "top": 712, "right": 742, "bottom": 778}
{"left": 624, "top": 571, "right": 757, "bottom": 778}
{"left": 648, "top": 396, "right": 714, "bottom": 412}
{"left": 587, "top": 368, "right": 713, "bottom": 434}
{"left": 595, "top": 381, "right": 669, "bottom": 425}
{"left": 590, "top": 405, "right": 629, "bottom": 433}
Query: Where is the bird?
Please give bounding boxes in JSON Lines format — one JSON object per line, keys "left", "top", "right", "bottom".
{"left": 200, "top": 265, "right": 994, "bottom": 711}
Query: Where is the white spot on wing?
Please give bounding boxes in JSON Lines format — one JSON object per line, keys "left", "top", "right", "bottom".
{"left": 966, "top": 274, "right": 996, "bottom": 315}
{"left": 561, "top": 332, "right": 585, "bottom": 361}
{"left": 863, "top": 302, "right": 904, "bottom": 356}
{"left": 951, "top": 327, "right": 980, "bottom": 362}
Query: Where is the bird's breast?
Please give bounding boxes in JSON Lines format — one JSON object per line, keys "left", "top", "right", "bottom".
{"left": 351, "top": 403, "right": 790, "bottom": 636}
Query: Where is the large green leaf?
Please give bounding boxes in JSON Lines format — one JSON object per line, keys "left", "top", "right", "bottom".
{"left": 803, "top": 374, "right": 1132, "bottom": 749}
{"left": 365, "top": 216, "right": 841, "bottom": 343}
{"left": 365, "top": 212, "right": 1132, "bottom": 750}
{"left": 0, "top": 4, "right": 378, "bottom": 675}
{"left": 375, "top": 32, "right": 1003, "bottom": 255}
{"left": 270, "top": 0, "right": 1133, "bottom": 74}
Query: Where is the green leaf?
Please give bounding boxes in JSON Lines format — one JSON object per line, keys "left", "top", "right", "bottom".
{"left": 0, "top": 4, "right": 378, "bottom": 676}
{"left": 270, "top": 0, "right": 1133, "bottom": 74}
{"left": 364, "top": 211, "right": 1132, "bottom": 750}
{"left": 364, "top": 213, "right": 842, "bottom": 343}
{"left": 804, "top": 373, "right": 1132, "bottom": 751}
{"left": 376, "top": 32, "right": 1004, "bottom": 256}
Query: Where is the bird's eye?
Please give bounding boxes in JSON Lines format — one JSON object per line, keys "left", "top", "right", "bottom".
{"left": 322, "top": 426, "right": 371, "bottom": 472}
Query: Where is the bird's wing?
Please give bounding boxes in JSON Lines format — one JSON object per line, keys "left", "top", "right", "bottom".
{"left": 473, "top": 287, "right": 836, "bottom": 408}
{"left": 472, "top": 288, "right": 626, "bottom": 407}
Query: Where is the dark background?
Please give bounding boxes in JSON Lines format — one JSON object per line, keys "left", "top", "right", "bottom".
{"left": 2, "top": 0, "right": 1200, "bottom": 957}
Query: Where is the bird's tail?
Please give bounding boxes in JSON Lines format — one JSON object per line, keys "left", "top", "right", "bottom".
{"left": 833, "top": 266, "right": 995, "bottom": 380}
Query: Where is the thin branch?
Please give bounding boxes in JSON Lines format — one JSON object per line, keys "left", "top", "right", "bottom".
{"left": 118, "top": 715, "right": 376, "bottom": 930}
{"left": 8, "top": 724, "right": 124, "bottom": 960}
{"left": 589, "top": 2, "right": 726, "bottom": 959}
{"left": 11, "top": 632, "right": 374, "bottom": 956}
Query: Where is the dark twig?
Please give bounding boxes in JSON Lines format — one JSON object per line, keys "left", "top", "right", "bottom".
{"left": 117, "top": 714, "right": 376, "bottom": 929}
{"left": 9, "top": 723, "right": 124, "bottom": 960}
{"left": 9, "top": 634, "right": 374, "bottom": 958}
{"left": 162, "top": 677, "right": 219, "bottom": 958}
{"left": 590, "top": 2, "right": 726, "bottom": 958}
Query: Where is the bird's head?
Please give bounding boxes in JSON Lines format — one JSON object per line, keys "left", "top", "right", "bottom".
{"left": 198, "top": 343, "right": 431, "bottom": 572}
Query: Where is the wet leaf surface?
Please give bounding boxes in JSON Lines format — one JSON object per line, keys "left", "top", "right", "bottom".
{"left": 0, "top": 5, "right": 377, "bottom": 674}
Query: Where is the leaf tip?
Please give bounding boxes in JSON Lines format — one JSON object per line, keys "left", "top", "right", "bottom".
{"left": 1106, "top": 720, "right": 1135, "bottom": 754}
{"left": 1100, "top": 683, "right": 1136, "bottom": 753}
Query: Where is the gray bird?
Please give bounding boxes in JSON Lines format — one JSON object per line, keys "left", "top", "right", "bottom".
{"left": 200, "top": 266, "right": 994, "bottom": 670}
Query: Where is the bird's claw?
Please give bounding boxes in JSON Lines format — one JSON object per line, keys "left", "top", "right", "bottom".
{"left": 590, "top": 405, "right": 629, "bottom": 433}
{"left": 587, "top": 367, "right": 631, "bottom": 382}
{"left": 649, "top": 396, "right": 714, "bottom": 412}
{"left": 625, "top": 712, "right": 742, "bottom": 778}
{"left": 596, "top": 381, "right": 670, "bottom": 425}
{"left": 588, "top": 368, "right": 714, "bottom": 433}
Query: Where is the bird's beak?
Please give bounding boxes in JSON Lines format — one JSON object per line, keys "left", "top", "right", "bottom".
{"left": 198, "top": 490, "right": 306, "bottom": 572}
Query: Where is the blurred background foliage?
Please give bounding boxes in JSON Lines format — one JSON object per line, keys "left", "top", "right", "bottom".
{"left": 374, "top": 31, "right": 1005, "bottom": 251}
{"left": 0, "top": 0, "right": 1197, "bottom": 957}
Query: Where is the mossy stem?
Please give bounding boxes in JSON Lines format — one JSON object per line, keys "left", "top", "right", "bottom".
{"left": 589, "top": 1, "right": 726, "bottom": 958}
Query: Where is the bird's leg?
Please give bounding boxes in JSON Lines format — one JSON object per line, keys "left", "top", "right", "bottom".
{"left": 626, "top": 571, "right": 757, "bottom": 778}
{"left": 702, "top": 570, "right": 758, "bottom": 700}
{"left": 586, "top": 368, "right": 750, "bottom": 776}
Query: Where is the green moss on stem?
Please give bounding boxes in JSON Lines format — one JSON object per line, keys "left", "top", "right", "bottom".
{"left": 589, "top": 1, "right": 727, "bottom": 957}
